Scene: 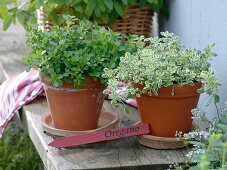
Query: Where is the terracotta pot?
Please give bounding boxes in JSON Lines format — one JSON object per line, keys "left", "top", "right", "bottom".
{"left": 136, "top": 82, "right": 202, "bottom": 137}
{"left": 40, "top": 75, "right": 105, "bottom": 131}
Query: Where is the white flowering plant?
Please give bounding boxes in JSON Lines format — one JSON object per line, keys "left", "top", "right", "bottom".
{"left": 174, "top": 101, "right": 227, "bottom": 170}
{"left": 103, "top": 32, "right": 220, "bottom": 104}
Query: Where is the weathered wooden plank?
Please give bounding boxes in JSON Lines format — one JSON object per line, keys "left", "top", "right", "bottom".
{"left": 0, "top": 24, "right": 188, "bottom": 170}
{"left": 18, "top": 96, "right": 187, "bottom": 170}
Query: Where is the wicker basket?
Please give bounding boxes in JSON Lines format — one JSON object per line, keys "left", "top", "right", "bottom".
{"left": 37, "top": 4, "right": 153, "bottom": 37}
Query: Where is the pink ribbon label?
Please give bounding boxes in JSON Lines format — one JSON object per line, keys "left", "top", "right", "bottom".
{"left": 48, "top": 123, "right": 150, "bottom": 148}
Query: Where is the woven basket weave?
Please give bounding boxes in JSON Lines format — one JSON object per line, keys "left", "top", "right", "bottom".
{"left": 37, "top": 4, "right": 153, "bottom": 37}
{"left": 108, "top": 4, "right": 153, "bottom": 37}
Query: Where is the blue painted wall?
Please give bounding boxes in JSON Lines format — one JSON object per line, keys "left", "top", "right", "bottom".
{"left": 164, "top": 0, "right": 227, "bottom": 119}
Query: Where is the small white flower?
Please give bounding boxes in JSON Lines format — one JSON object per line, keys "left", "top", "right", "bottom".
{"left": 186, "top": 148, "right": 205, "bottom": 160}
{"left": 41, "top": 50, "right": 46, "bottom": 55}
{"left": 183, "top": 131, "right": 209, "bottom": 141}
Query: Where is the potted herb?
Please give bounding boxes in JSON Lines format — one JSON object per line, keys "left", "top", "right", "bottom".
{"left": 23, "top": 16, "right": 140, "bottom": 131}
{"left": 1, "top": 0, "right": 168, "bottom": 38}
{"left": 103, "top": 32, "right": 220, "bottom": 137}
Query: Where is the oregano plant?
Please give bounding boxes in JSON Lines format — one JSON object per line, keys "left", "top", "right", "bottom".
{"left": 23, "top": 15, "right": 142, "bottom": 88}
{"left": 103, "top": 32, "right": 220, "bottom": 104}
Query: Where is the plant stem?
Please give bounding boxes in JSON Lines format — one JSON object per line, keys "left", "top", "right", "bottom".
{"left": 222, "top": 139, "right": 227, "bottom": 167}
{"left": 214, "top": 102, "right": 221, "bottom": 121}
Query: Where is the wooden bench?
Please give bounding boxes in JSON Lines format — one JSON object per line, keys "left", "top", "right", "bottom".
{"left": 0, "top": 26, "right": 187, "bottom": 170}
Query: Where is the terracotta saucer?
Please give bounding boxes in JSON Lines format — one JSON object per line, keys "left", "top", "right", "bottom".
{"left": 138, "top": 134, "right": 185, "bottom": 149}
{"left": 41, "top": 111, "right": 119, "bottom": 137}
{"left": 136, "top": 122, "right": 196, "bottom": 149}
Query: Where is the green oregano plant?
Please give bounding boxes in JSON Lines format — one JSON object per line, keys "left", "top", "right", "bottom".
{"left": 103, "top": 32, "right": 220, "bottom": 104}
{"left": 23, "top": 15, "right": 142, "bottom": 88}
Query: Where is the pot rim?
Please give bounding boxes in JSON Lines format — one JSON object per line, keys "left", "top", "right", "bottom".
{"left": 136, "top": 82, "right": 202, "bottom": 98}
{"left": 40, "top": 74, "right": 106, "bottom": 89}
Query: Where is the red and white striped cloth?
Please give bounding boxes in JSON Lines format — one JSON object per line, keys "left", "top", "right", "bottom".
{"left": 0, "top": 69, "right": 137, "bottom": 138}
{"left": 0, "top": 69, "right": 44, "bottom": 138}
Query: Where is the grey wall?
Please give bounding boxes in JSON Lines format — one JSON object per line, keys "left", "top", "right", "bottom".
{"left": 164, "top": 0, "right": 227, "bottom": 119}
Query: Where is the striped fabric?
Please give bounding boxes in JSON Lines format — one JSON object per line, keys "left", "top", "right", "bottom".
{"left": 0, "top": 69, "right": 137, "bottom": 138}
{"left": 0, "top": 69, "right": 44, "bottom": 138}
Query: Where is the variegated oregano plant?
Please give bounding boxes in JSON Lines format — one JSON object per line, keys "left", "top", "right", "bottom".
{"left": 103, "top": 32, "right": 220, "bottom": 104}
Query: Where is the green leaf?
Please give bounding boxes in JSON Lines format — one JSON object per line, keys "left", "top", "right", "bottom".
{"left": 64, "top": 61, "right": 72, "bottom": 68}
{"left": 12, "top": 14, "right": 16, "bottom": 24}
{"left": 54, "top": 0, "right": 74, "bottom": 5}
{"left": 197, "top": 88, "right": 205, "bottom": 94}
{"left": 62, "top": 0, "right": 74, "bottom": 5}
{"left": 97, "top": 0, "right": 106, "bottom": 12}
{"left": 211, "top": 133, "right": 223, "bottom": 140}
{"left": 121, "top": 0, "right": 128, "bottom": 5}
{"left": 175, "top": 168, "right": 184, "bottom": 170}
{"left": 48, "top": 68, "right": 56, "bottom": 74}
{"left": 44, "top": 76, "right": 52, "bottom": 82}
{"left": 94, "top": 8, "right": 101, "bottom": 17}
{"left": 217, "top": 124, "right": 227, "bottom": 131}
{"left": 160, "top": 0, "right": 169, "bottom": 19}
{"left": 103, "top": 0, "right": 113, "bottom": 10}
{"left": 72, "top": 0, "right": 81, "bottom": 6}
{"left": 213, "top": 94, "right": 220, "bottom": 103}
{"left": 0, "top": 0, "right": 15, "bottom": 5}
{"left": 25, "top": 66, "right": 31, "bottom": 72}
{"left": 74, "top": 5, "right": 83, "bottom": 13}
{"left": 17, "top": 10, "right": 30, "bottom": 26}
{"left": 85, "top": 0, "right": 96, "bottom": 17}
{"left": 62, "top": 8, "right": 70, "bottom": 17}
{"left": 124, "top": 106, "right": 129, "bottom": 113}
{"left": 46, "top": 0, "right": 56, "bottom": 3}
{"left": 158, "top": 0, "right": 163, "bottom": 6}
{"left": 139, "top": 0, "right": 147, "bottom": 8}
{"left": 64, "top": 77, "right": 72, "bottom": 83}
{"left": 189, "top": 141, "right": 206, "bottom": 147}
{"left": 39, "top": 71, "right": 46, "bottom": 76}
{"left": 53, "top": 80, "right": 60, "bottom": 87}
{"left": 108, "top": 10, "right": 118, "bottom": 25}
{"left": 0, "top": 6, "right": 8, "bottom": 19}
{"left": 188, "top": 167, "right": 201, "bottom": 170}
{"left": 102, "top": 13, "right": 109, "bottom": 24}
{"left": 49, "top": 40, "right": 58, "bottom": 46}
{"left": 147, "top": 0, "right": 163, "bottom": 12}
{"left": 114, "top": 104, "right": 120, "bottom": 108}
{"left": 128, "top": 0, "right": 137, "bottom": 4}
{"left": 38, "top": 0, "right": 45, "bottom": 7}
{"left": 3, "top": 15, "right": 12, "bottom": 31}
{"left": 110, "top": 61, "right": 116, "bottom": 68}
{"left": 153, "top": 0, "right": 159, "bottom": 4}
{"left": 8, "top": 7, "right": 18, "bottom": 13}
{"left": 113, "top": 1, "right": 124, "bottom": 16}
{"left": 209, "top": 140, "right": 224, "bottom": 147}
{"left": 27, "top": 0, "right": 44, "bottom": 12}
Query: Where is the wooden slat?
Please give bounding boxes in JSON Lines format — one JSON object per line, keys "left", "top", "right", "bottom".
{"left": 0, "top": 23, "right": 188, "bottom": 170}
